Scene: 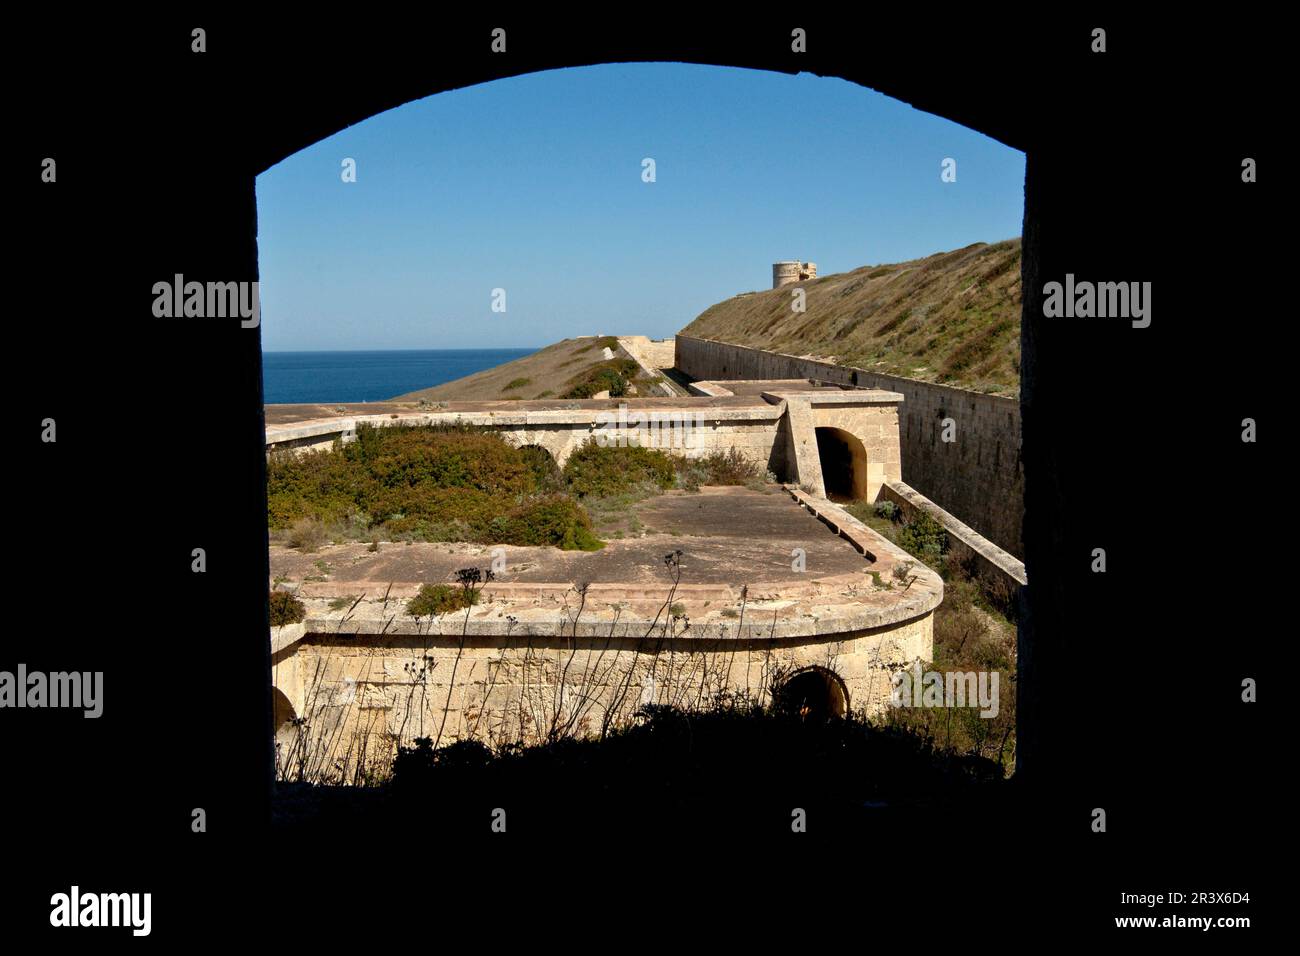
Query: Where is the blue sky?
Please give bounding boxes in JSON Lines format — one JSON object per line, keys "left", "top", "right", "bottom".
{"left": 256, "top": 63, "right": 1024, "bottom": 351}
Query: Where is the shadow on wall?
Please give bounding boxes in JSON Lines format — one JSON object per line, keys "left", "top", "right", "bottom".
{"left": 816, "top": 427, "right": 870, "bottom": 502}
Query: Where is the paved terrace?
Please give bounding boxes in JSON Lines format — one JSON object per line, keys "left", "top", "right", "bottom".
{"left": 270, "top": 487, "right": 942, "bottom": 644}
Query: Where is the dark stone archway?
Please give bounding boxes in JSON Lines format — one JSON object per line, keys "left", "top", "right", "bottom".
{"left": 774, "top": 667, "right": 850, "bottom": 723}
{"left": 815, "top": 427, "right": 870, "bottom": 502}
{"left": 21, "top": 14, "right": 1269, "bottom": 870}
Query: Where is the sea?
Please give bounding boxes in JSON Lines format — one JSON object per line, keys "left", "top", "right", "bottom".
{"left": 262, "top": 349, "right": 536, "bottom": 404}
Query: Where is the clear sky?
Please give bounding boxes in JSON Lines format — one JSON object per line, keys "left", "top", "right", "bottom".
{"left": 256, "top": 63, "right": 1025, "bottom": 351}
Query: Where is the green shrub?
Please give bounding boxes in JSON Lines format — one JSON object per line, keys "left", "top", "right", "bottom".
{"left": 286, "top": 517, "right": 328, "bottom": 552}
{"left": 563, "top": 368, "right": 625, "bottom": 399}
{"left": 897, "top": 510, "right": 948, "bottom": 567}
{"left": 267, "top": 423, "right": 533, "bottom": 530}
{"left": 407, "top": 583, "right": 479, "bottom": 618}
{"left": 688, "top": 447, "right": 761, "bottom": 485}
{"left": 519, "top": 445, "right": 563, "bottom": 493}
{"left": 267, "top": 422, "right": 609, "bottom": 552}
{"left": 501, "top": 494, "right": 603, "bottom": 551}
{"left": 502, "top": 377, "right": 532, "bottom": 391}
{"left": 874, "top": 500, "right": 900, "bottom": 521}
{"left": 266, "top": 449, "right": 357, "bottom": 529}
{"left": 562, "top": 438, "right": 676, "bottom": 498}
{"left": 269, "top": 589, "right": 306, "bottom": 627}
{"left": 674, "top": 461, "right": 705, "bottom": 492}
{"left": 561, "top": 358, "right": 641, "bottom": 399}
{"left": 349, "top": 424, "right": 531, "bottom": 498}
{"left": 374, "top": 486, "right": 501, "bottom": 536}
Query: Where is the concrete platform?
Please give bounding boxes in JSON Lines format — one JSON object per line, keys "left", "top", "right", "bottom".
{"left": 270, "top": 486, "right": 942, "bottom": 641}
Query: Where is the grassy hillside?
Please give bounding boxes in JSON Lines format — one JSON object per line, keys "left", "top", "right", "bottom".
{"left": 681, "top": 239, "right": 1022, "bottom": 396}
{"left": 390, "top": 336, "right": 660, "bottom": 402}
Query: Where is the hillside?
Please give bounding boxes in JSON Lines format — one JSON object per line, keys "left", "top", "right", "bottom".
{"left": 681, "top": 239, "right": 1022, "bottom": 396}
{"left": 391, "top": 337, "right": 660, "bottom": 402}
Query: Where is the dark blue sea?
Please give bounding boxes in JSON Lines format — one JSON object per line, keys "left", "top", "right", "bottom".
{"left": 262, "top": 349, "right": 536, "bottom": 404}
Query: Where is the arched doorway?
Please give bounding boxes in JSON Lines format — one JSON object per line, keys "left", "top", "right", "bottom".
{"left": 774, "top": 667, "right": 849, "bottom": 722}
{"left": 272, "top": 687, "right": 299, "bottom": 778}
{"left": 518, "top": 443, "right": 563, "bottom": 492}
{"left": 815, "top": 427, "right": 871, "bottom": 502}
{"left": 241, "top": 48, "right": 1034, "bottom": 789}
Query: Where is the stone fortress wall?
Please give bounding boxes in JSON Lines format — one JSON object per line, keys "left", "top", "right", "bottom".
{"left": 265, "top": 329, "right": 1025, "bottom": 779}
{"left": 268, "top": 487, "right": 943, "bottom": 781}
{"left": 271, "top": 597, "right": 936, "bottom": 779}
{"left": 264, "top": 387, "right": 904, "bottom": 503}
{"left": 674, "top": 335, "right": 1023, "bottom": 557}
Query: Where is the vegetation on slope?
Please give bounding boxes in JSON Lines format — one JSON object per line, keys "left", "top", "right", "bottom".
{"left": 560, "top": 356, "right": 642, "bottom": 398}
{"left": 267, "top": 422, "right": 604, "bottom": 551}
{"left": 268, "top": 589, "right": 306, "bottom": 627}
{"left": 682, "top": 239, "right": 1022, "bottom": 396}
{"left": 846, "top": 498, "right": 1017, "bottom": 767}
{"left": 267, "top": 423, "right": 772, "bottom": 551}
{"left": 391, "top": 336, "right": 660, "bottom": 403}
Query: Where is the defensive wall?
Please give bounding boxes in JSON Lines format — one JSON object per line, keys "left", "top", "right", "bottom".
{"left": 264, "top": 386, "right": 904, "bottom": 503}
{"left": 674, "top": 335, "right": 1023, "bottom": 556}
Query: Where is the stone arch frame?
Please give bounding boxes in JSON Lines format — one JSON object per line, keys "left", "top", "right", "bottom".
{"left": 501, "top": 426, "right": 591, "bottom": 469}
{"left": 515, "top": 441, "right": 560, "bottom": 464}
{"left": 774, "top": 665, "right": 851, "bottom": 720}
{"left": 271, "top": 685, "right": 296, "bottom": 727}
{"left": 515, "top": 440, "right": 565, "bottom": 488}
{"left": 270, "top": 686, "right": 299, "bottom": 776}
{"left": 205, "top": 20, "right": 1103, "bottom": 804}
{"left": 814, "top": 426, "right": 872, "bottom": 502}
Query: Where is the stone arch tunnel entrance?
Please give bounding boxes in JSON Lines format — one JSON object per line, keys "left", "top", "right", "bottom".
{"left": 272, "top": 687, "right": 298, "bottom": 774}
{"left": 230, "top": 27, "right": 1070, "bottom": 795}
{"left": 774, "top": 667, "right": 849, "bottom": 723}
{"left": 518, "top": 443, "right": 563, "bottom": 490}
{"left": 815, "top": 427, "right": 871, "bottom": 502}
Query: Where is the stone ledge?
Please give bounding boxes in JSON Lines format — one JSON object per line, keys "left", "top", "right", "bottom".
{"left": 270, "top": 622, "right": 306, "bottom": 655}
{"left": 880, "top": 480, "right": 1026, "bottom": 587}
{"left": 763, "top": 389, "right": 904, "bottom": 407}
{"left": 265, "top": 403, "right": 787, "bottom": 446}
{"left": 290, "top": 600, "right": 939, "bottom": 643}
{"left": 687, "top": 381, "right": 736, "bottom": 397}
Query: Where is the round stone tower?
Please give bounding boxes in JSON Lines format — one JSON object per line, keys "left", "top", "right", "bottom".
{"left": 773, "top": 260, "right": 817, "bottom": 289}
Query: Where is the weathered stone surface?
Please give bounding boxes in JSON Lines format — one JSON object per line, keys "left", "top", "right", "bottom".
{"left": 675, "top": 335, "right": 1023, "bottom": 556}
{"left": 265, "top": 382, "right": 950, "bottom": 780}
